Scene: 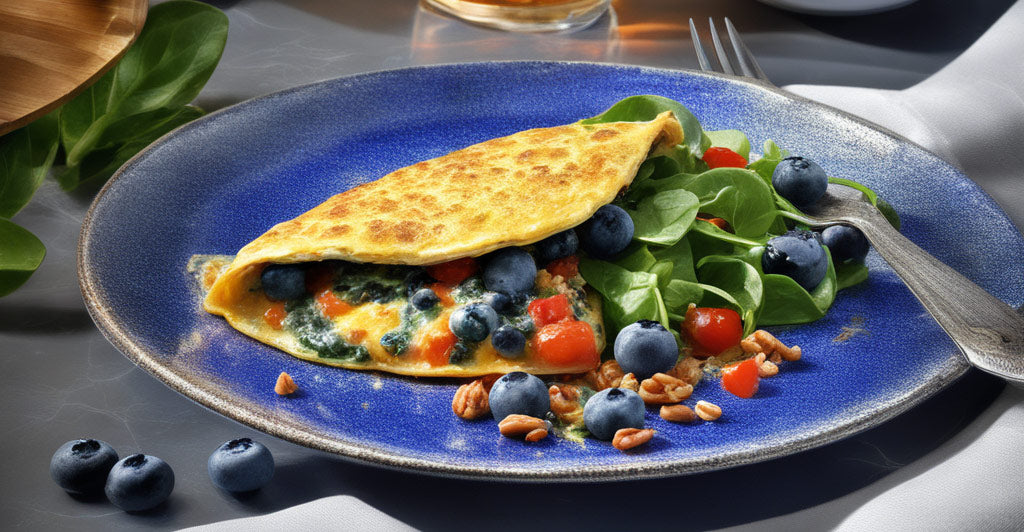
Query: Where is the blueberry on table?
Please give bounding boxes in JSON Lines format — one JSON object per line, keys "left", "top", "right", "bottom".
{"left": 762, "top": 230, "right": 828, "bottom": 291}
{"left": 482, "top": 291, "right": 512, "bottom": 314}
{"left": 614, "top": 320, "right": 679, "bottom": 379}
{"left": 208, "top": 438, "right": 275, "bottom": 492}
{"left": 449, "top": 303, "right": 500, "bottom": 342}
{"left": 105, "top": 454, "right": 174, "bottom": 512}
{"left": 821, "top": 225, "right": 870, "bottom": 264}
{"left": 534, "top": 229, "right": 579, "bottom": 265}
{"left": 771, "top": 156, "right": 828, "bottom": 210}
{"left": 260, "top": 264, "right": 307, "bottom": 301}
{"left": 491, "top": 325, "right": 526, "bottom": 358}
{"left": 483, "top": 248, "right": 537, "bottom": 295}
{"left": 583, "top": 388, "right": 645, "bottom": 441}
{"left": 410, "top": 287, "right": 440, "bottom": 310}
{"left": 49, "top": 439, "right": 118, "bottom": 495}
{"left": 578, "top": 205, "right": 634, "bottom": 259}
{"left": 489, "top": 371, "right": 550, "bottom": 420}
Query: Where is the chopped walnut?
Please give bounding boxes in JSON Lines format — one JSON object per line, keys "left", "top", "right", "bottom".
{"left": 549, "top": 384, "right": 584, "bottom": 424}
{"left": 741, "top": 330, "right": 801, "bottom": 361}
{"left": 695, "top": 400, "right": 722, "bottom": 421}
{"left": 659, "top": 404, "right": 697, "bottom": 423}
{"left": 612, "top": 428, "right": 655, "bottom": 451}
{"left": 452, "top": 379, "right": 490, "bottom": 420}
{"left": 758, "top": 360, "right": 779, "bottom": 377}
{"left": 638, "top": 373, "right": 693, "bottom": 405}
{"left": 667, "top": 357, "right": 703, "bottom": 386}
{"left": 618, "top": 373, "right": 640, "bottom": 392}
{"left": 585, "top": 360, "right": 626, "bottom": 391}
{"left": 274, "top": 372, "right": 298, "bottom": 395}
{"left": 498, "top": 414, "right": 548, "bottom": 439}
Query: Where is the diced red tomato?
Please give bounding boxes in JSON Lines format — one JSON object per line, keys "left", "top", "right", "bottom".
{"left": 427, "top": 258, "right": 478, "bottom": 285}
{"left": 316, "top": 289, "right": 352, "bottom": 319}
{"left": 545, "top": 255, "right": 579, "bottom": 279}
{"left": 417, "top": 325, "right": 458, "bottom": 367}
{"left": 532, "top": 321, "right": 599, "bottom": 368}
{"left": 722, "top": 358, "right": 760, "bottom": 398}
{"left": 683, "top": 306, "right": 743, "bottom": 357}
{"left": 697, "top": 216, "right": 730, "bottom": 231}
{"left": 528, "top": 294, "right": 574, "bottom": 327}
{"left": 426, "top": 282, "right": 455, "bottom": 307}
{"left": 703, "top": 147, "right": 748, "bottom": 169}
{"left": 263, "top": 302, "right": 287, "bottom": 330}
{"left": 305, "top": 264, "right": 335, "bottom": 294}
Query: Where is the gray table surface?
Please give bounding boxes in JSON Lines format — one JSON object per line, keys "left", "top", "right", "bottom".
{"left": 3, "top": 0, "right": 1021, "bottom": 529}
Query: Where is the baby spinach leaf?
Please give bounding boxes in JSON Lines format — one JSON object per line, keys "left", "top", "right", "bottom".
{"left": 0, "top": 219, "right": 46, "bottom": 297}
{"left": 756, "top": 251, "right": 838, "bottom": 326}
{"left": 705, "top": 129, "right": 751, "bottom": 160}
{"left": 877, "top": 197, "right": 901, "bottom": 230}
{"left": 662, "top": 279, "right": 704, "bottom": 315}
{"left": 690, "top": 220, "right": 764, "bottom": 248}
{"left": 581, "top": 95, "right": 705, "bottom": 156}
{"left": 0, "top": 113, "right": 59, "bottom": 218}
{"left": 696, "top": 255, "right": 764, "bottom": 336}
{"left": 747, "top": 139, "right": 788, "bottom": 185}
{"left": 677, "top": 168, "right": 778, "bottom": 238}
{"left": 835, "top": 261, "right": 870, "bottom": 290}
{"left": 612, "top": 243, "right": 657, "bottom": 272}
{"left": 623, "top": 188, "right": 699, "bottom": 246}
{"left": 829, "top": 176, "right": 877, "bottom": 206}
{"left": 650, "top": 237, "right": 697, "bottom": 283}
{"left": 60, "top": 0, "right": 228, "bottom": 168}
{"left": 578, "top": 257, "right": 663, "bottom": 332}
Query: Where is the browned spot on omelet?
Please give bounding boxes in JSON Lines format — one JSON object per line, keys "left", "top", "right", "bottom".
{"left": 591, "top": 129, "right": 619, "bottom": 141}
{"left": 329, "top": 204, "right": 350, "bottom": 217}
{"left": 324, "top": 225, "right": 351, "bottom": 237}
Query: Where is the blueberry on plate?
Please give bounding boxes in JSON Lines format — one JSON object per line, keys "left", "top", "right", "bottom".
{"left": 583, "top": 388, "right": 645, "bottom": 441}
{"left": 410, "top": 287, "right": 440, "bottom": 310}
{"left": 762, "top": 230, "right": 828, "bottom": 291}
{"left": 489, "top": 371, "right": 549, "bottom": 420}
{"left": 105, "top": 454, "right": 174, "bottom": 512}
{"left": 260, "top": 264, "right": 307, "bottom": 301}
{"left": 50, "top": 439, "right": 118, "bottom": 495}
{"left": 208, "top": 438, "right": 275, "bottom": 493}
{"left": 614, "top": 320, "right": 679, "bottom": 379}
{"left": 483, "top": 248, "right": 537, "bottom": 295}
{"left": 772, "top": 156, "right": 828, "bottom": 210}
{"left": 449, "top": 303, "right": 500, "bottom": 342}
{"left": 491, "top": 326, "right": 526, "bottom": 358}
{"left": 534, "top": 229, "right": 579, "bottom": 265}
{"left": 821, "top": 225, "right": 869, "bottom": 264}
{"left": 578, "top": 205, "right": 634, "bottom": 259}
{"left": 482, "top": 291, "right": 512, "bottom": 314}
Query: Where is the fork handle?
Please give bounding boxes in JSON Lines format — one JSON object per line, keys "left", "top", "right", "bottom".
{"left": 848, "top": 203, "right": 1024, "bottom": 384}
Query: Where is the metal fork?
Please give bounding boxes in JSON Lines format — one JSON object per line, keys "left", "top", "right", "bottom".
{"left": 691, "top": 18, "right": 1024, "bottom": 384}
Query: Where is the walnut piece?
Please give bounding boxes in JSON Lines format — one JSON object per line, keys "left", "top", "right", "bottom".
{"left": 585, "top": 360, "right": 626, "bottom": 391}
{"left": 667, "top": 356, "right": 704, "bottom": 386}
{"left": 452, "top": 379, "right": 490, "bottom": 420}
{"left": 695, "top": 400, "right": 722, "bottom": 421}
{"left": 638, "top": 373, "right": 693, "bottom": 405}
{"left": 659, "top": 404, "right": 697, "bottom": 423}
{"left": 274, "top": 372, "right": 298, "bottom": 396}
{"left": 549, "top": 384, "right": 583, "bottom": 424}
{"left": 618, "top": 373, "right": 640, "bottom": 392}
{"left": 498, "top": 414, "right": 548, "bottom": 439}
{"left": 741, "top": 330, "right": 801, "bottom": 361}
{"left": 612, "top": 428, "right": 655, "bottom": 451}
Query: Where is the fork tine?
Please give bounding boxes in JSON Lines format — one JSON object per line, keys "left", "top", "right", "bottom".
{"left": 708, "top": 18, "right": 735, "bottom": 75}
{"left": 689, "top": 18, "right": 712, "bottom": 72}
{"left": 724, "top": 18, "right": 770, "bottom": 82}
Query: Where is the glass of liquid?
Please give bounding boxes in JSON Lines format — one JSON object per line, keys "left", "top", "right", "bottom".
{"left": 421, "top": 0, "right": 611, "bottom": 32}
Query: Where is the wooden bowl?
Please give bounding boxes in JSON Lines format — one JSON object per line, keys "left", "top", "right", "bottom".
{"left": 0, "top": 0, "right": 147, "bottom": 136}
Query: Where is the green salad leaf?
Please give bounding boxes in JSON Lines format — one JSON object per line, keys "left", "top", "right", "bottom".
{"left": 705, "top": 129, "right": 751, "bottom": 160}
{"left": 0, "top": 219, "right": 46, "bottom": 297}
{"left": 578, "top": 258, "right": 667, "bottom": 333}
{"left": 0, "top": 113, "right": 59, "bottom": 218}
{"left": 581, "top": 95, "right": 706, "bottom": 157}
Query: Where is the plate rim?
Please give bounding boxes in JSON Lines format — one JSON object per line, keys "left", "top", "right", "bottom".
{"left": 78, "top": 60, "right": 992, "bottom": 482}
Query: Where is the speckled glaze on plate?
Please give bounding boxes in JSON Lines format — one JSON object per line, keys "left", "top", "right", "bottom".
{"left": 78, "top": 62, "right": 1024, "bottom": 481}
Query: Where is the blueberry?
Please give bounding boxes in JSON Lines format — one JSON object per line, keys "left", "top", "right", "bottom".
{"left": 535, "top": 229, "right": 579, "bottom": 265}
{"left": 491, "top": 326, "right": 526, "bottom": 358}
{"left": 260, "top": 264, "right": 307, "bottom": 301}
{"left": 482, "top": 292, "right": 512, "bottom": 314}
{"left": 50, "top": 439, "right": 118, "bottom": 495}
{"left": 613, "top": 320, "right": 679, "bottom": 379}
{"left": 821, "top": 225, "right": 869, "bottom": 264}
{"left": 772, "top": 156, "right": 828, "bottom": 209}
{"left": 208, "top": 438, "right": 275, "bottom": 492}
{"left": 578, "top": 205, "right": 634, "bottom": 259}
{"left": 582, "top": 388, "right": 645, "bottom": 441}
{"left": 483, "top": 248, "right": 537, "bottom": 296}
{"left": 105, "top": 454, "right": 174, "bottom": 512}
{"left": 762, "top": 230, "right": 828, "bottom": 291}
{"left": 410, "top": 288, "right": 440, "bottom": 310}
{"left": 489, "top": 371, "right": 549, "bottom": 420}
{"left": 449, "top": 303, "right": 500, "bottom": 342}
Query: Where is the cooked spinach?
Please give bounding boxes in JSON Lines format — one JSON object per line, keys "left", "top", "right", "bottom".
{"left": 284, "top": 299, "right": 369, "bottom": 362}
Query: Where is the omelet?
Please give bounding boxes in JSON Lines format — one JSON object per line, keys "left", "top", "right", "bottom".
{"left": 197, "top": 111, "right": 684, "bottom": 377}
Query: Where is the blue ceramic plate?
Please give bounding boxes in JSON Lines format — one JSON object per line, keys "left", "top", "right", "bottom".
{"left": 79, "top": 62, "right": 1024, "bottom": 481}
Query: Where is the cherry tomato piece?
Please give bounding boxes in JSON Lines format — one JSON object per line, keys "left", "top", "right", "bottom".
{"left": 316, "top": 289, "right": 352, "bottom": 318}
{"left": 532, "top": 321, "right": 599, "bottom": 368}
{"left": 703, "top": 147, "right": 748, "bottom": 169}
{"left": 696, "top": 216, "right": 730, "bottom": 231}
{"left": 722, "top": 358, "right": 760, "bottom": 398}
{"left": 427, "top": 258, "right": 479, "bottom": 285}
{"left": 417, "top": 325, "right": 458, "bottom": 367}
{"left": 683, "top": 306, "right": 743, "bottom": 355}
{"left": 528, "top": 294, "right": 574, "bottom": 327}
{"left": 545, "top": 255, "right": 579, "bottom": 280}
{"left": 263, "top": 302, "right": 287, "bottom": 330}
{"left": 426, "top": 282, "right": 455, "bottom": 307}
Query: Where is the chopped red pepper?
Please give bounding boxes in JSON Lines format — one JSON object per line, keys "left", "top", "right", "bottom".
{"left": 427, "top": 258, "right": 479, "bottom": 285}
{"left": 703, "top": 147, "right": 748, "bottom": 169}
{"left": 528, "top": 294, "right": 574, "bottom": 327}
{"left": 427, "top": 282, "right": 455, "bottom": 307}
{"left": 263, "top": 302, "right": 287, "bottom": 330}
{"left": 545, "top": 255, "right": 579, "bottom": 280}
{"left": 316, "top": 289, "right": 352, "bottom": 318}
{"left": 417, "top": 324, "right": 458, "bottom": 367}
{"left": 722, "top": 358, "right": 760, "bottom": 398}
{"left": 532, "top": 321, "right": 599, "bottom": 368}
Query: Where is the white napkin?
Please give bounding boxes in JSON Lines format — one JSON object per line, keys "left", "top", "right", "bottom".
{"left": 179, "top": 495, "right": 416, "bottom": 531}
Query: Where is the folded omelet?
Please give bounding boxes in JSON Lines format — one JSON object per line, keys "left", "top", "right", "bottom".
{"left": 197, "top": 111, "right": 683, "bottom": 377}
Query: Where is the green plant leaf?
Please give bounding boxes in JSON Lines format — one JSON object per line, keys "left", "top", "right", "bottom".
{"left": 0, "top": 112, "right": 60, "bottom": 218}
{"left": 60, "top": 0, "right": 228, "bottom": 166}
{"left": 676, "top": 168, "right": 779, "bottom": 238}
{"left": 0, "top": 219, "right": 46, "bottom": 297}
{"left": 755, "top": 248, "right": 838, "bottom": 326}
{"left": 578, "top": 257, "right": 663, "bottom": 334}
{"left": 828, "top": 176, "right": 877, "bottom": 206}
{"left": 705, "top": 129, "right": 751, "bottom": 160}
{"left": 835, "top": 261, "right": 869, "bottom": 290}
{"left": 622, "top": 188, "right": 700, "bottom": 246}
{"left": 581, "top": 95, "right": 705, "bottom": 156}
{"left": 650, "top": 237, "right": 697, "bottom": 283}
